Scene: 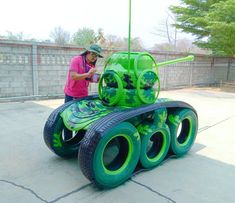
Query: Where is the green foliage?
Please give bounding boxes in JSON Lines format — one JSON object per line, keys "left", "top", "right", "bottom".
{"left": 171, "top": 0, "right": 235, "bottom": 56}
{"left": 204, "top": 0, "right": 235, "bottom": 56}
{"left": 71, "top": 27, "right": 97, "bottom": 47}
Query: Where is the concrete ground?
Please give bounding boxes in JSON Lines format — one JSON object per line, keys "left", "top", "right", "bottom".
{"left": 0, "top": 88, "right": 235, "bottom": 203}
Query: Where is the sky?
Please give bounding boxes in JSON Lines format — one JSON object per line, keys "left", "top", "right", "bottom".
{"left": 0, "top": 0, "right": 186, "bottom": 48}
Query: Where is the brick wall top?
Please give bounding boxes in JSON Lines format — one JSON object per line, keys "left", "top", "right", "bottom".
{"left": 1, "top": 39, "right": 234, "bottom": 59}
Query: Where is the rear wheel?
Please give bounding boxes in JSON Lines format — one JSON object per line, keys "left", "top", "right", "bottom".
{"left": 167, "top": 109, "right": 198, "bottom": 156}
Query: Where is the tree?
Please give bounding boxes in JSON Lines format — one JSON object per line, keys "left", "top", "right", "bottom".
{"left": 71, "top": 27, "right": 97, "bottom": 47}
{"left": 152, "top": 12, "right": 178, "bottom": 51}
{"left": 4, "top": 31, "right": 25, "bottom": 40}
{"left": 101, "top": 34, "right": 143, "bottom": 50}
{"left": 96, "top": 28, "right": 106, "bottom": 45}
{"left": 50, "top": 26, "right": 70, "bottom": 45}
{"left": 152, "top": 37, "right": 211, "bottom": 54}
{"left": 203, "top": 0, "right": 235, "bottom": 56}
{"left": 170, "top": 0, "right": 235, "bottom": 56}
{"left": 102, "top": 34, "right": 124, "bottom": 49}
{"left": 152, "top": 42, "right": 175, "bottom": 52}
{"left": 124, "top": 37, "right": 144, "bottom": 51}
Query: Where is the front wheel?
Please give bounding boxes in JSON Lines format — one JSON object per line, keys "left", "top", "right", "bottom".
{"left": 79, "top": 122, "right": 141, "bottom": 188}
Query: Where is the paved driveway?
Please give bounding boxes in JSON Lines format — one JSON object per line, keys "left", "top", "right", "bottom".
{"left": 0, "top": 88, "right": 235, "bottom": 203}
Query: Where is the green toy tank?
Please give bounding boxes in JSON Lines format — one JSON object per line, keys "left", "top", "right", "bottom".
{"left": 43, "top": 52, "right": 197, "bottom": 188}
{"left": 43, "top": 0, "right": 198, "bottom": 188}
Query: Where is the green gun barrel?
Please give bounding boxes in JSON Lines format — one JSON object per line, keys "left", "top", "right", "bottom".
{"left": 156, "top": 55, "right": 194, "bottom": 68}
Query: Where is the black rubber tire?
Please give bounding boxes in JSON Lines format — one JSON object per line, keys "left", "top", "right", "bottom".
{"left": 79, "top": 122, "right": 141, "bottom": 188}
{"left": 44, "top": 115, "right": 84, "bottom": 158}
{"left": 167, "top": 108, "right": 198, "bottom": 156}
{"left": 43, "top": 95, "right": 98, "bottom": 158}
{"left": 140, "top": 123, "right": 171, "bottom": 169}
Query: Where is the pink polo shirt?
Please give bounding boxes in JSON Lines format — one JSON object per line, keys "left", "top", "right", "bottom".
{"left": 64, "top": 55, "right": 94, "bottom": 98}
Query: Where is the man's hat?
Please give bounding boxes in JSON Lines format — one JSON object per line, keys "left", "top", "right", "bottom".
{"left": 83, "top": 44, "right": 103, "bottom": 58}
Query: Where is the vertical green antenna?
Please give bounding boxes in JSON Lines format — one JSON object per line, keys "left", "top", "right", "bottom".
{"left": 128, "top": 0, "right": 131, "bottom": 72}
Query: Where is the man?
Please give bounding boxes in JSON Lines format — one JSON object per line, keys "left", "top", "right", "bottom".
{"left": 64, "top": 44, "right": 103, "bottom": 103}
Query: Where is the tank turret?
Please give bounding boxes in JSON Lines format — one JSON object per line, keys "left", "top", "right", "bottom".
{"left": 99, "top": 52, "right": 194, "bottom": 107}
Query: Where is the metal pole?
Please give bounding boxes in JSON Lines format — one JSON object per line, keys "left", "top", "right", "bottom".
{"left": 128, "top": 0, "right": 131, "bottom": 72}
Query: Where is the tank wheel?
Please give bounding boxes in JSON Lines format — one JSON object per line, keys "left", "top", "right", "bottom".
{"left": 140, "top": 123, "right": 171, "bottom": 169}
{"left": 98, "top": 71, "right": 123, "bottom": 106}
{"left": 167, "top": 109, "right": 198, "bottom": 156}
{"left": 79, "top": 122, "right": 141, "bottom": 188}
{"left": 137, "top": 70, "right": 160, "bottom": 104}
{"left": 43, "top": 107, "right": 84, "bottom": 158}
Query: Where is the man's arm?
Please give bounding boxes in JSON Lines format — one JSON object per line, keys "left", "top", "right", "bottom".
{"left": 70, "top": 68, "right": 97, "bottom": 81}
{"left": 70, "top": 71, "right": 89, "bottom": 80}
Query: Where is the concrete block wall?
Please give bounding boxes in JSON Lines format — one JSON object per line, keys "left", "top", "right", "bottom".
{"left": 0, "top": 40, "right": 234, "bottom": 98}
{"left": 37, "top": 45, "right": 74, "bottom": 96}
{"left": 229, "top": 58, "right": 235, "bottom": 81}
{"left": 0, "top": 42, "right": 33, "bottom": 97}
{"left": 191, "top": 56, "right": 215, "bottom": 86}
{"left": 214, "top": 57, "right": 231, "bottom": 82}
{"left": 157, "top": 53, "right": 193, "bottom": 89}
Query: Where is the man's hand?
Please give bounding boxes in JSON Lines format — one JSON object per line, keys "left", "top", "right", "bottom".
{"left": 88, "top": 68, "right": 96, "bottom": 76}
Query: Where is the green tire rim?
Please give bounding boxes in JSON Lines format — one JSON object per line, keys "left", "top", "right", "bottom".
{"left": 92, "top": 122, "right": 141, "bottom": 188}
{"left": 137, "top": 70, "right": 160, "bottom": 104}
{"left": 101, "top": 134, "right": 132, "bottom": 175}
{"left": 167, "top": 109, "right": 198, "bottom": 156}
{"left": 140, "top": 124, "right": 171, "bottom": 168}
{"left": 137, "top": 69, "right": 158, "bottom": 88}
{"left": 98, "top": 71, "right": 123, "bottom": 106}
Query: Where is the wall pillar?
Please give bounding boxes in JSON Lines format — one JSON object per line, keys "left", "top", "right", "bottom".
{"left": 32, "top": 42, "right": 39, "bottom": 95}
